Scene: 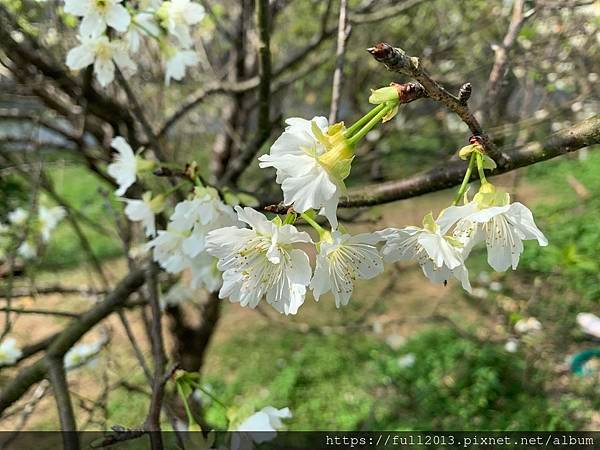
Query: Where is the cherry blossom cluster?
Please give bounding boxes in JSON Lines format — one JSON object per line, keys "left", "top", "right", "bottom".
{"left": 0, "top": 203, "right": 66, "bottom": 260}
{"left": 109, "top": 86, "right": 548, "bottom": 316}
{"left": 64, "top": 0, "right": 205, "bottom": 86}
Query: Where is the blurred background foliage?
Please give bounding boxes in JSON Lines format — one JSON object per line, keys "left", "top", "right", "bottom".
{"left": 0, "top": 0, "right": 598, "bottom": 432}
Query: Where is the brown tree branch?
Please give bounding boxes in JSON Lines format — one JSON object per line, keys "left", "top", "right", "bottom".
{"left": 0, "top": 268, "right": 146, "bottom": 415}
{"left": 341, "top": 115, "right": 600, "bottom": 207}
{"left": 367, "top": 42, "right": 508, "bottom": 165}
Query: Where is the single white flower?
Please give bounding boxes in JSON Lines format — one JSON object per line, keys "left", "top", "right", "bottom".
{"left": 206, "top": 207, "right": 312, "bottom": 315}
{"left": 439, "top": 187, "right": 548, "bottom": 272}
{"left": 38, "top": 206, "right": 66, "bottom": 242}
{"left": 165, "top": 49, "right": 199, "bottom": 85}
{"left": 107, "top": 137, "right": 137, "bottom": 196}
{"left": 397, "top": 353, "right": 416, "bottom": 368}
{"left": 156, "top": 0, "right": 206, "bottom": 48}
{"left": 64, "top": 0, "right": 131, "bottom": 37}
{"left": 64, "top": 341, "right": 103, "bottom": 370}
{"left": 258, "top": 118, "right": 353, "bottom": 229}
{"left": 504, "top": 339, "right": 519, "bottom": 353}
{"left": 310, "top": 231, "right": 383, "bottom": 308}
{"left": 378, "top": 213, "right": 472, "bottom": 292}
{"left": 189, "top": 253, "right": 222, "bottom": 292}
{"left": 17, "top": 241, "right": 37, "bottom": 259}
{"left": 489, "top": 281, "right": 503, "bottom": 292}
{"left": 160, "top": 283, "right": 194, "bottom": 309}
{"left": 121, "top": 192, "right": 165, "bottom": 237}
{"left": 8, "top": 208, "right": 28, "bottom": 226}
{"left": 170, "top": 187, "right": 237, "bottom": 232}
{"left": 232, "top": 406, "right": 292, "bottom": 450}
{"left": 576, "top": 312, "right": 600, "bottom": 339}
{"left": 147, "top": 228, "right": 191, "bottom": 273}
{"left": 147, "top": 189, "right": 239, "bottom": 274}
{"left": 0, "top": 338, "right": 22, "bottom": 365}
{"left": 514, "top": 317, "right": 542, "bottom": 334}
{"left": 127, "top": 12, "right": 160, "bottom": 53}
{"left": 66, "top": 35, "right": 136, "bottom": 87}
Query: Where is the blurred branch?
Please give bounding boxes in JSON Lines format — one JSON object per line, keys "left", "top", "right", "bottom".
{"left": 255, "top": 0, "right": 273, "bottom": 153}
{"left": 367, "top": 42, "right": 508, "bottom": 164}
{"left": 342, "top": 115, "right": 600, "bottom": 207}
{"left": 0, "top": 268, "right": 146, "bottom": 415}
{"left": 348, "top": 0, "right": 428, "bottom": 24}
{"left": 46, "top": 357, "right": 79, "bottom": 447}
{"left": 481, "top": 0, "right": 535, "bottom": 123}
{"left": 329, "top": 0, "right": 351, "bottom": 123}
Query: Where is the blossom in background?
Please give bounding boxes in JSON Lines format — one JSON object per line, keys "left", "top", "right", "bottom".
{"left": 147, "top": 188, "right": 239, "bottom": 291}
{"left": 121, "top": 192, "right": 165, "bottom": 237}
{"left": 440, "top": 188, "right": 547, "bottom": 272}
{"left": 576, "top": 312, "right": 600, "bottom": 338}
{"left": 232, "top": 406, "right": 292, "bottom": 450}
{"left": 127, "top": 12, "right": 161, "bottom": 53}
{"left": 397, "top": 353, "right": 416, "bottom": 368}
{"left": 39, "top": 206, "right": 66, "bottom": 242}
{"left": 147, "top": 228, "right": 191, "bottom": 273}
{"left": 64, "top": 340, "right": 103, "bottom": 370}
{"left": 64, "top": 0, "right": 131, "bottom": 37}
{"left": 0, "top": 338, "right": 22, "bottom": 365}
{"left": 17, "top": 241, "right": 37, "bottom": 259}
{"left": 504, "top": 339, "right": 519, "bottom": 353}
{"left": 156, "top": 0, "right": 206, "bottom": 48}
{"left": 259, "top": 117, "right": 353, "bottom": 228}
{"left": 165, "top": 49, "right": 199, "bottom": 85}
{"left": 206, "top": 207, "right": 312, "bottom": 315}
{"left": 8, "top": 208, "right": 28, "bottom": 226}
{"left": 379, "top": 213, "right": 472, "bottom": 292}
{"left": 514, "top": 317, "right": 542, "bottom": 334}
{"left": 188, "top": 253, "right": 222, "bottom": 292}
{"left": 160, "top": 283, "right": 194, "bottom": 310}
{"left": 310, "top": 231, "right": 384, "bottom": 308}
{"left": 107, "top": 137, "right": 140, "bottom": 196}
{"left": 66, "top": 35, "right": 136, "bottom": 87}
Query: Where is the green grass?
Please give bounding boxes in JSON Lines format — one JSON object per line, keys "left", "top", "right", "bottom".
{"left": 42, "top": 163, "right": 123, "bottom": 269}
{"left": 199, "top": 325, "right": 581, "bottom": 431}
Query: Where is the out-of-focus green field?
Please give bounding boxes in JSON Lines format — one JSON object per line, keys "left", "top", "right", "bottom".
{"left": 9, "top": 149, "right": 599, "bottom": 431}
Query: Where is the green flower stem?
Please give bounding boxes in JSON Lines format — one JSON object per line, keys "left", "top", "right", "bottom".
{"left": 452, "top": 152, "right": 476, "bottom": 205}
{"left": 191, "top": 384, "right": 228, "bottom": 410}
{"left": 347, "top": 103, "right": 393, "bottom": 147}
{"left": 163, "top": 181, "right": 188, "bottom": 198}
{"left": 476, "top": 152, "right": 488, "bottom": 185}
{"left": 344, "top": 103, "right": 386, "bottom": 139}
{"left": 300, "top": 212, "right": 326, "bottom": 236}
{"left": 176, "top": 383, "right": 196, "bottom": 426}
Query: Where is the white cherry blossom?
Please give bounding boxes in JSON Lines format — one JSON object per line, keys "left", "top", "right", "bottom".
{"left": 39, "top": 206, "right": 66, "bottom": 242}
{"left": 440, "top": 197, "right": 548, "bottom": 272}
{"left": 188, "top": 253, "right": 222, "bottom": 292}
{"left": 206, "top": 207, "right": 312, "bottom": 315}
{"left": 64, "top": 340, "right": 103, "bottom": 370}
{"left": 64, "top": 0, "right": 131, "bottom": 37}
{"left": 107, "top": 137, "right": 138, "bottom": 196}
{"left": 165, "top": 49, "right": 199, "bottom": 85}
{"left": 379, "top": 213, "right": 471, "bottom": 292}
{"left": 147, "top": 188, "right": 239, "bottom": 278}
{"left": 121, "top": 192, "right": 164, "bottom": 237}
{"left": 232, "top": 406, "right": 292, "bottom": 450}
{"left": 576, "top": 312, "right": 600, "bottom": 338}
{"left": 157, "top": 0, "right": 206, "bottom": 48}
{"left": 17, "top": 241, "right": 37, "bottom": 259}
{"left": 66, "top": 35, "right": 136, "bottom": 87}
{"left": 258, "top": 118, "right": 353, "bottom": 229}
{"left": 8, "top": 208, "right": 28, "bottom": 226}
{"left": 310, "top": 231, "right": 383, "bottom": 308}
{"left": 0, "top": 338, "right": 22, "bottom": 366}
